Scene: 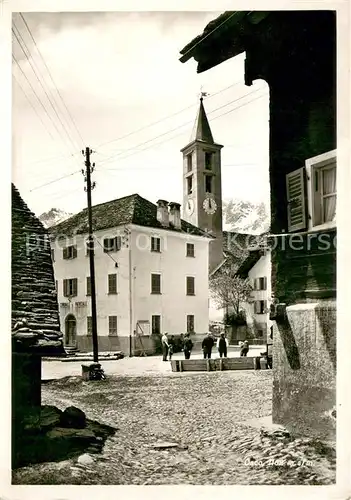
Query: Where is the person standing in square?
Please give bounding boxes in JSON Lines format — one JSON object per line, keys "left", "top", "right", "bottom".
{"left": 161, "top": 332, "right": 169, "bottom": 361}
{"left": 217, "top": 333, "right": 228, "bottom": 358}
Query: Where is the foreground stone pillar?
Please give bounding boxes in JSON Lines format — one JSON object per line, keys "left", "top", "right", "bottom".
{"left": 12, "top": 352, "right": 42, "bottom": 468}
{"left": 272, "top": 300, "right": 336, "bottom": 440}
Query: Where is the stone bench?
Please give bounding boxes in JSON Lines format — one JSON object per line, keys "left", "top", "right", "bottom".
{"left": 171, "top": 357, "right": 255, "bottom": 372}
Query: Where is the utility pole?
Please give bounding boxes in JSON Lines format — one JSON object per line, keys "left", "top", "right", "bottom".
{"left": 82, "top": 147, "right": 99, "bottom": 365}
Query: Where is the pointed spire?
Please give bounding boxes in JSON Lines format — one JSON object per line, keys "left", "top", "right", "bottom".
{"left": 190, "top": 96, "right": 214, "bottom": 144}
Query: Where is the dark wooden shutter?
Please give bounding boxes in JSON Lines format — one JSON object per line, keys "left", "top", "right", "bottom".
{"left": 72, "top": 278, "right": 78, "bottom": 297}
{"left": 103, "top": 238, "right": 109, "bottom": 252}
{"left": 73, "top": 246, "right": 77, "bottom": 258}
{"left": 63, "top": 279, "right": 68, "bottom": 297}
{"left": 63, "top": 247, "right": 68, "bottom": 259}
{"left": 115, "top": 236, "right": 122, "bottom": 251}
{"left": 151, "top": 274, "right": 161, "bottom": 294}
{"left": 86, "top": 277, "right": 91, "bottom": 296}
{"left": 108, "top": 274, "right": 117, "bottom": 294}
{"left": 263, "top": 277, "right": 267, "bottom": 290}
{"left": 187, "top": 277, "right": 195, "bottom": 295}
{"left": 286, "top": 167, "right": 307, "bottom": 232}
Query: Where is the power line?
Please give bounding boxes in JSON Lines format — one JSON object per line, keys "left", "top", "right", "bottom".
{"left": 95, "top": 81, "right": 242, "bottom": 150}
{"left": 28, "top": 91, "right": 268, "bottom": 193}
{"left": 99, "top": 89, "right": 266, "bottom": 168}
{"left": 13, "top": 73, "right": 55, "bottom": 141}
{"left": 19, "top": 13, "right": 85, "bottom": 146}
{"left": 29, "top": 169, "right": 81, "bottom": 192}
{"left": 12, "top": 24, "right": 80, "bottom": 156}
{"left": 12, "top": 53, "right": 74, "bottom": 155}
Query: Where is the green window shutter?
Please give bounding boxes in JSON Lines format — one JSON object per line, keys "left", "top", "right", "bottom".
{"left": 286, "top": 167, "right": 307, "bottom": 232}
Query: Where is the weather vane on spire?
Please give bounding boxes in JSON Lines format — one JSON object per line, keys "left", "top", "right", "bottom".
{"left": 199, "top": 86, "right": 209, "bottom": 101}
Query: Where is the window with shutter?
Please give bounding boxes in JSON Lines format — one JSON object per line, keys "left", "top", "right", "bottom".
{"left": 305, "top": 150, "right": 337, "bottom": 230}
{"left": 151, "top": 315, "right": 161, "bottom": 334}
{"left": 151, "top": 274, "right": 161, "bottom": 294}
{"left": 63, "top": 245, "right": 77, "bottom": 259}
{"left": 108, "top": 316, "right": 118, "bottom": 336}
{"left": 186, "top": 276, "right": 195, "bottom": 296}
{"left": 72, "top": 278, "right": 78, "bottom": 296}
{"left": 115, "top": 236, "right": 122, "bottom": 250}
{"left": 108, "top": 274, "right": 117, "bottom": 294}
{"left": 187, "top": 315, "right": 195, "bottom": 333}
{"left": 104, "top": 237, "right": 121, "bottom": 253}
{"left": 151, "top": 237, "right": 161, "bottom": 252}
{"left": 186, "top": 243, "right": 195, "bottom": 257}
{"left": 263, "top": 277, "right": 267, "bottom": 290}
{"left": 286, "top": 167, "right": 307, "bottom": 232}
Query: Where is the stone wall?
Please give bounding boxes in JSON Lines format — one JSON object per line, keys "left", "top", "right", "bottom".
{"left": 272, "top": 301, "right": 336, "bottom": 440}
{"left": 12, "top": 184, "right": 63, "bottom": 355}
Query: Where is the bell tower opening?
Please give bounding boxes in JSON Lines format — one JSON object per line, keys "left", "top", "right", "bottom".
{"left": 181, "top": 96, "right": 224, "bottom": 272}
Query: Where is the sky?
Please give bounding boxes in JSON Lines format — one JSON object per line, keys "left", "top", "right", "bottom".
{"left": 12, "top": 11, "right": 270, "bottom": 217}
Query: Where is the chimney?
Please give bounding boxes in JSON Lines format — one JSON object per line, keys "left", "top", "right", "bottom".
{"left": 156, "top": 199, "right": 169, "bottom": 227}
{"left": 168, "top": 202, "right": 181, "bottom": 230}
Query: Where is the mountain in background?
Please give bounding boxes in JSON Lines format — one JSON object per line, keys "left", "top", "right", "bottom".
{"left": 39, "top": 198, "right": 270, "bottom": 233}
{"left": 223, "top": 199, "right": 270, "bottom": 234}
{"left": 39, "top": 208, "right": 73, "bottom": 228}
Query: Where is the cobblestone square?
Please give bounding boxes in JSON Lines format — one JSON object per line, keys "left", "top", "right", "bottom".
{"left": 12, "top": 357, "right": 336, "bottom": 485}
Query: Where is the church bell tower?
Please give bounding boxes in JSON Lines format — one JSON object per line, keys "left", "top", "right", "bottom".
{"left": 181, "top": 96, "right": 223, "bottom": 272}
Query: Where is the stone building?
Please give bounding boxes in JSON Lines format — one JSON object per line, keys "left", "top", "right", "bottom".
{"left": 179, "top": 11, "right": 336, "bottom": 440}
{"left": 49, "top": 194, "right": 211, "bottom": 355}
{"left": 12, "top": 183, "right": 63, "bottom": 464}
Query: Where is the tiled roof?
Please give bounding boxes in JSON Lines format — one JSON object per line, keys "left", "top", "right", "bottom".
{"left": 235, "top": 250, "right": 264, "bottom": 278}
{"left": 49, "top": 193, "right": 211, "bottom": 238}
{"left": 211, "top": 231, "right": 268, "bottom": 277}
{"left": 12, "top": 184, "right": 64, "bottom": 356}
{"left": 179, "top": 12, "right": 270, "bottom": 73}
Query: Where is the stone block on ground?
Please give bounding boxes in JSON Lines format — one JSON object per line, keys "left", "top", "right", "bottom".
{"left": 77, "top": 453, "right": 94, "bottom": 465}
{"left": 60, "top": 406, "right": 86, "bottom": 429}
{"left": 152, "top": 441, "right": 179, "bottom": 450}
{"left": 40, "top": 405, "right": 62, "bottom": 430}
{"left": 46, "top": 427, "right": 96, "bottom": 441}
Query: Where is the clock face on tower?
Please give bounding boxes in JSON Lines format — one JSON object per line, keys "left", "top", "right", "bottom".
{"left": 203, "top": 196, "right": 217, "bottom": 215}
{"left": 185, "top": 198, "right": 195, "bottom": 216}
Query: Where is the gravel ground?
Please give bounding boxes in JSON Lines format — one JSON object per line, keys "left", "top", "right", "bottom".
{"left": 12, "top": 370, "right": 336, "bottom": 485}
